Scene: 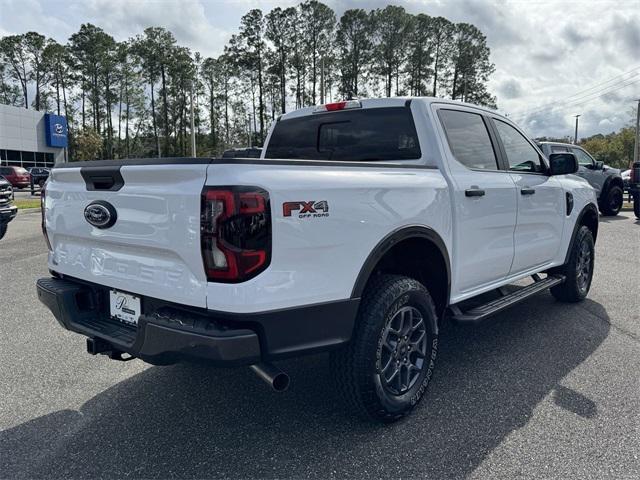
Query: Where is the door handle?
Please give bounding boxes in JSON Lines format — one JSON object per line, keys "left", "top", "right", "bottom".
{"left": 521, "top": 187, "right": 536, "bottom": 195}
{"left": 465, "top": 188, "right": 485, "bottom": 197}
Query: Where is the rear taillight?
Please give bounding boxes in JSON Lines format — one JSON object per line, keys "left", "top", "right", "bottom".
{"left": 41, "top": 184, "right": 52, "bottom": 251}
{"left": 201, "top": 186, "right": 271, "bottom": 283}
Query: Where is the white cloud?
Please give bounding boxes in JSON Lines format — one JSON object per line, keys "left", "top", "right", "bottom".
{"left": 1, "top": 0, "right": 638, "bottom": 137}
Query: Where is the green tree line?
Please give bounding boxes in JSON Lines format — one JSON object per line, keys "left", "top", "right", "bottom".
{"left": 0, "top": 1, "right": 496, "bottom": 161}
{"left": 581, "top": 127, "right": 637, "bottom": 170}
{"left": 536, "top": 109, "right": 637, "bottom": 171}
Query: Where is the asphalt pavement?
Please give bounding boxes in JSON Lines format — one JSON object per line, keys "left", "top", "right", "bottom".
{"left": 1, "top": 210, "right": 639, "bottom": 479}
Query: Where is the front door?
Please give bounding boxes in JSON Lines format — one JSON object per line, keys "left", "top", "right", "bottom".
{"left": 570, "top": 146, "right": 605, "bottom": 197}
{"left": 491, "top": 118, "right": 565, "bottom": 273}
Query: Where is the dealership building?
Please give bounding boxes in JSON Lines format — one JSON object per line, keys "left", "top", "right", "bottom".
{"left": 0, "top": 103, "right": 68, "bottom": 169}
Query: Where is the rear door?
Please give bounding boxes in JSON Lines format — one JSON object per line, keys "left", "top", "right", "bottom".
{"left": 45, "top": 162, "right": 210, "bottom": 307}
{"left": 436, "top": 106, "right": 517, "bottom": 294}
{"left": 491, "top": 119, "right": 565, "bottom": 274}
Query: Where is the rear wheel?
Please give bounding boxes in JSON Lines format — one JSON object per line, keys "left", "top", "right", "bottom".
{"left": 600, "top": 185, "right": 623, "bottom": 216}
{"left": 550, "top": 226, "right": 594, "bottom": 302}
{"left": 634, "top": 194, "right": 640, "bottom": 219}
{"left": 0, "top": 223, "right": 7, "bottom": 240}
{"left": 331, "top": 274, "right": 438, "bottom": 422}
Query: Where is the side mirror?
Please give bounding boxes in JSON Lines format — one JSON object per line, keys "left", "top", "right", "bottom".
{"left": 549, "top": 152, "right": 578, "bottom": 176}
{"left": 595, "top": 161, "right": 604, "bottom": 170}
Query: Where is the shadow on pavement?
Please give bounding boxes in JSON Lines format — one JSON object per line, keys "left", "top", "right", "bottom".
{"left": 1, "top": 295, "right": 609, "bottom": 479}
{"left": 598, "top": 214, "right": 631, "bottom": 223}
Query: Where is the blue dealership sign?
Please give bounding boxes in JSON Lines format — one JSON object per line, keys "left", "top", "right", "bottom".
{"left": 44, "top": 113, "right": 68, "bottom": 148}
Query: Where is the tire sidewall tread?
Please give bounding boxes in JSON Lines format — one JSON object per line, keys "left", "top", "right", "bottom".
{"left": 600, "top": 185, "right": 623, "bottom": 216}
{"left": 331, "top": 274, "right": 439, "bottom": 422}
{"left": 551, "top": 225, "right": 594, "bottom": 303}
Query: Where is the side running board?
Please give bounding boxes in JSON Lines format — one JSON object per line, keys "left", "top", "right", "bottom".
{"left": 450, "top": 274, "right": 565, "bottom": 323}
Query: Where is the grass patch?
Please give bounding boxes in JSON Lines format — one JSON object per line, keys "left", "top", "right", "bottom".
{"left": 14, "top": 198, "right": 41, "bottom": 210}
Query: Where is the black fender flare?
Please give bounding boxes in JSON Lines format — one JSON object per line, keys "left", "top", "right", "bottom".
{"left": 564, "top": 203, "right": 599, "bottom": 264}
{"left": 350, "top": 225, "right": 451, "bottom": 305}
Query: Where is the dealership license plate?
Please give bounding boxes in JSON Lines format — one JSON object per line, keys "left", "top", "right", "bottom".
{"left": 109, "top": 290, "right": 141, "bottom": 325}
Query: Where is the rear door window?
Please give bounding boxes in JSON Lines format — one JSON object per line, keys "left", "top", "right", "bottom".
{"left": 265, "top": 107, "right": 421, "bottom": 161}
{"left": 438, "top": 109, "right": 499, "bottom": 170}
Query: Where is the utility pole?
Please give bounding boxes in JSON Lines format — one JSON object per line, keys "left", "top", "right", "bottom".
{"left": 634, "top": 99, "right": 640, "bottom": 164}
{"left": 573, "top": 114, "right": 581, "bottom": 144}
{"left": 190, "top": 86, "right": 196, "bottom": 157}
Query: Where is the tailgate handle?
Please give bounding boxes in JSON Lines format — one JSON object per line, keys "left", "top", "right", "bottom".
{"left": 80, "top": 167, "right": 124, "bottom": 191}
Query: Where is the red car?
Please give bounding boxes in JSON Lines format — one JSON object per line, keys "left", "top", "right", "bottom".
{"left": 0, "top": 166, "right": 31, "bottom": 188}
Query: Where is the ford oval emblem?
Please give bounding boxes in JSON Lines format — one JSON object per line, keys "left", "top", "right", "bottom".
{"left": 84, "top": 201, "right": 117, "bottom": 229}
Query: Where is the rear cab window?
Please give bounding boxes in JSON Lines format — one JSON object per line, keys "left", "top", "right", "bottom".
{"left": 265, "top": 107, "right": 421, "bottom": 161}
{"left": 438, "top": 109, "right": 499, "bottom": 170}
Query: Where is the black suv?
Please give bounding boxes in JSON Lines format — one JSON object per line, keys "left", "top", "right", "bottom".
{"left": 0, "top": 175, "right": 17, "bottom": 240}
{"left": 631, "top": 161, "right": 640, "bottom": 219}
{"left": 28, "top": 167, "right": 50, "bottom": 188}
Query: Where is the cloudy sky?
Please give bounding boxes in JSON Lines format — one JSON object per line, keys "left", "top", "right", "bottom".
{"left": 1, "top": 0, "right": 639, "bottom": 138}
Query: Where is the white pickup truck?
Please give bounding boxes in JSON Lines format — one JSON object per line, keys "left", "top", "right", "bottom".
{"left": 37, "top": 98, "right": 599, "bottom": 422}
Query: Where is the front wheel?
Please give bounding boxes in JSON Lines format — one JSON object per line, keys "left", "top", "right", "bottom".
{"left": 634, "top": 194, "right": 640, "bottom": 219}
{"left": 600, "top": 185, "right": 623, "bottom": 216}
{"left": 550, "top": 226, "right": 595, "bottom": 302}
{"left": 331, "top": 274, "right": 439, "bottom": 422}
{"left": 0, "top": 223, "right": 7, "bottom": 240}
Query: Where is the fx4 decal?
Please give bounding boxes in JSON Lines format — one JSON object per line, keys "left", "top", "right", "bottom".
{"left": 283, "top": 200, "right": 330, "bottom": 218}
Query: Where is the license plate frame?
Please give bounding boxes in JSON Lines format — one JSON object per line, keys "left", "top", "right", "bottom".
{"left": 109, "top": 290, "right": 141, "bottom": 326}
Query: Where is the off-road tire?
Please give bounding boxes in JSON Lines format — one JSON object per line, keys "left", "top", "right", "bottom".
{"left": 600, "top": 185, "right": 623, "bottom": 216}
{"left": 0, "top": 223, "right": 7, "bottom": 240}
{"left": 331, "top": 274, "right": 438, "bottom": 422}
{"left": 550, "top": 226, "right": 594, "bottom": 302}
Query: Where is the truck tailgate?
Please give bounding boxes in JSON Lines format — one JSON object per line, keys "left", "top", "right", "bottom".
{"left": 45, "top": 163, "right": 209, "bottom": 308}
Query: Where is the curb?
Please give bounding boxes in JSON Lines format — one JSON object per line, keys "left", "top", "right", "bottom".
{"left": 18, "top": 208, "right": 42, "bottom": 215}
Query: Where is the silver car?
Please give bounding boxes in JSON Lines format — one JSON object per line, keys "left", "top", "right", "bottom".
{"left": 538, "top": 142, "right": 624, "bottom": 216}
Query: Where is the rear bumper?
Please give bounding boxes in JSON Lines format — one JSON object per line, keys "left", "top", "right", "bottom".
{"left": 0, "top": 205, "right": 17, "bottom": 224}
{"left": 36, "top": 276, "right": 359, "bottom": 366}
{"left": 36, "top": 276, "right": 261, "bottom": 366}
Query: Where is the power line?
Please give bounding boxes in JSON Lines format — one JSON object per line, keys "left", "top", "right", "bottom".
{"left": 511, "top": 72, "right": 640, "bottom": 118}
{"left": 510, "top": 66, "right": 640, "bottom": 117}
{"left": 510, "top": 77, "right": 640, "bottom": 121}
{"left": 553, "top": 65, "right": 640, "bottom": 102}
